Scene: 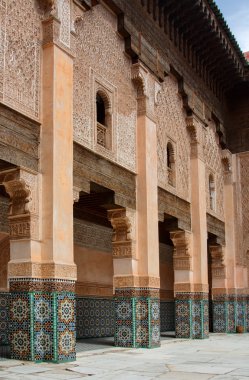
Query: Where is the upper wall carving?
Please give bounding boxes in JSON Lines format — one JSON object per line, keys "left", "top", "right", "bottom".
{"left": 73, "top": 4, "right": 137, "bottom": 172}
{"left": 203, "top": 121, "right": 224, "bottom": 220}
{"left": 156, "top": 75, "right": 190, "bottom": 201}
{"left": 239, "top": 153, "right": 249, "bottom": 264}
{"left": 0, "top": 0, "right": 41, "bottom": 120}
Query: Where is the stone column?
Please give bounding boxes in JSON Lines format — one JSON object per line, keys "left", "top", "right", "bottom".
{"left": 3, "top": 2, "right": 77, "bottom": 362}
{"left": 109, "top": 62, "right": 160, "bottom": 348}
{"left": 172, "top": 115, "right": 209, "bottom": 339}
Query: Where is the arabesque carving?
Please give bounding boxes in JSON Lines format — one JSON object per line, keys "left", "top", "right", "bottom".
{"left": 170, "top": 230, "right": 192, "bottom": 271}
{"left": 108, "top": 208, "right": 135, "bottom": 259}
{"left": 156, "top": 76, "right": 190, "bottom": 200}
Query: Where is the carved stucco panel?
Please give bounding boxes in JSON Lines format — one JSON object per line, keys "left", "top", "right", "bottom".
{"left": 239, "top": 154, "right": 249, "bottom": 264}
{"left": 3, "top": 0, "right": 41, "bottom": 119}
{"left": 0, "top": 0, "right": 7, "bottom": 100}
{"left": 58, "top": 0, "right": 71, "bottom": 47}
{"left": 203, "top": 121, "right": 224, "bottom": 219}
{"left": 156, "top": 75, "right": 190, "bottom": 201}
{"left": 73, "top": 4, "right": 136, "bottom": 171}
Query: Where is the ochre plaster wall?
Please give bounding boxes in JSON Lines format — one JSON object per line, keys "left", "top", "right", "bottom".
{"left": 74, "top": 245, "right": 113, "bottom": 286}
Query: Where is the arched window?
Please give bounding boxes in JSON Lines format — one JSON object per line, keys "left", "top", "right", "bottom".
{"left": 96, "top": 90, "right": 112, "bottom": 149}
{"left": 209, "top": 174, "right": 215, "bottom": 210}
{"left": 167, "top": 142, "right": 175, "bottom": 187}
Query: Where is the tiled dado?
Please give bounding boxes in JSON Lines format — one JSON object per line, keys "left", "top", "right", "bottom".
{"left": 115, "top": 288, "right": 160, "bottom": 348}
{"left": 9, "top": 278, "right": 76, "bottom": 362}
{"left": 175, "top": 293, "right": 209, "bottom": 339}
{"left": 76, "top": 297, "right": 115, "bottom": 338}
{"left": 212, "top": 295, "right": 248, "bottom": 333}
{"left": 0, "top": 293, "right": 10, "bottom": 345}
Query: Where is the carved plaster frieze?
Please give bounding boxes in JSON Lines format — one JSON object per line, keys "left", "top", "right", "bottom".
{"left": 76, "top": 281, "right": 113, "bottom": 297}
{"left": 170, "top": 230, "right": 192, "bottom": 271}
{"left": 174, "top": 283, "right": 209, "bottom": 293}
{"left": 8, "top": 262, "right": 77, "bottom": 280}
{"left": 108, "top": 208, "right": 136, "bottom": 259}
{"left": 113, "top": 275, "right": 160, "bottom": 289}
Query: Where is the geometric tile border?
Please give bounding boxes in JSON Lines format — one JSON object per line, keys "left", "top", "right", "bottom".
{"left": 175, "top": 293, "right": 209, "bottom": 339}
{"left": 115, "top": 288, "right": 160, "bottom": 348}
{"left": 76, "top": 297, "right": 115, "bottom": 339}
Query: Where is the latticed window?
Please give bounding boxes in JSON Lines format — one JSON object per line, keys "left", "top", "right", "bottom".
{"left": 167, "top": 142, "right": 176, "bottom": 187}
{"left": 96, "top": 91, "right": 112, "bottom": 149}
{"left": 209, "top": 174, "right": 215, "bottom": 210}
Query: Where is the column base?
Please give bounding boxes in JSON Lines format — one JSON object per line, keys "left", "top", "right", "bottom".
{"left": 9, "top": 278, "right": 76, "bottom": 362}
{"left": 175, "top": 292, "right": 209, "bottom": 339}
{"left": 115, "top": 288, "right": 160, "bottom": 348}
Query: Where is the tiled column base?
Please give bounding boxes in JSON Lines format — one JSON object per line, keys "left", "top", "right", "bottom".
{"left": 115, "top": 288, "right": 160, "bottom": 348}
{"left": 9, "top": 279, "right": 76, "bottom": 362}
{"left": 175, "top": 293, "right": 209, "bottom": 339}
{"left": 246, "top": 296, "right": 249, "bottom": 332}
{"left": 0, "top": 293, "right": 10, "bottom": 345}
{"left": 212, "top": 295, "right": 247, "bottom": 333}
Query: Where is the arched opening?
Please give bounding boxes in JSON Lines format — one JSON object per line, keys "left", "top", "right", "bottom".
{"left": 209, "top": 174, "right": 215, "bottom": 211}
{"left": 96, "top": 93, "right": 106, "bottom": 126}
{"left": 158, "top": 219, "right": 175, "bottom": 338}
{"left": 96, "top": 91, "right": 112, "bottom": 150}
{"left": 73, "top": 182, "right": 116, "bottom": 351}
{"left": 166, "top": 142, "right": 175, "bottom": 187}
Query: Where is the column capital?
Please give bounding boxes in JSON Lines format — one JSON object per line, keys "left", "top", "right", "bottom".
{"left": 108, "top": 208, "right": 136, "bottom": 259}
{"left": 170, "top": 230, "right": 193, "bottom": 271}
{"left": 209, "top": 243, "right": 226, "bottom": 279}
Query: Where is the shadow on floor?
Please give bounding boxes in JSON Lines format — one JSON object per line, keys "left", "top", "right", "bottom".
{"left": 161, "top": 331, "right": 176, "bottom": 339}
{"left": 76, "top": 336, "right": 114, "bottom": 353}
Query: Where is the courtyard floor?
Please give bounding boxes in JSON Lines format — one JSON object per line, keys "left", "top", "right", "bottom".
{"left": 0, "top": 333, "right": 249, "bottom": 379}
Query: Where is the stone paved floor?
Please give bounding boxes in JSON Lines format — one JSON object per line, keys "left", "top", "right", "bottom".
{"left": 0, "top": 334, "right": 249, "bottom": 379}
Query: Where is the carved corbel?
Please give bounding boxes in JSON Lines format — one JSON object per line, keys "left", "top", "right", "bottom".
{"left": 131, "top": 62, "right": 148, "bottom": 97}
{"left": 73, "top": 186, "right": 81, "bottom": 203}
{"left": 209, "top": 244, "right": 226, "bottom": 279}
{"left": 170, "top": 230, "right": 192, "bottom": 271}
{"left": 186, "top": 115, "right": 203, "bottom": 159}
{"left": 221, "top": 149, "right": 233, "bottom": 184}
{"left": 1, "top": 168, "right": 39, "bottom": 240}
{"left": 108, "top": 208, "right": 135, "bottom": 259}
